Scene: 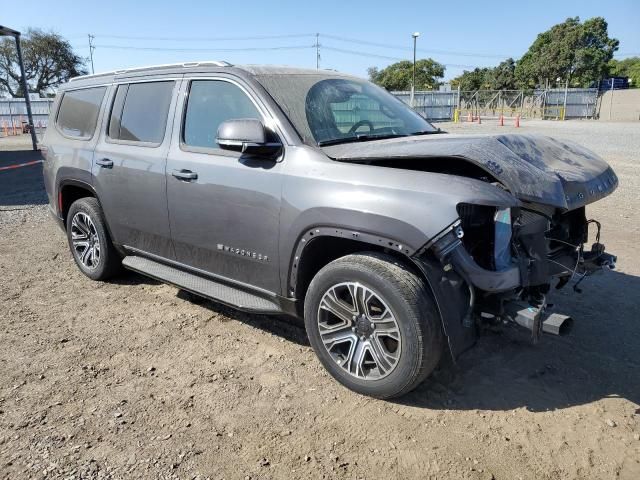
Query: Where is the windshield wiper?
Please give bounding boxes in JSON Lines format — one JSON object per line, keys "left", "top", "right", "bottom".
{"left": 410, "top": 128, "right": 443, "bottom": 136}
{"left": 317, "top": 133, "right": 407, "bottom": 147}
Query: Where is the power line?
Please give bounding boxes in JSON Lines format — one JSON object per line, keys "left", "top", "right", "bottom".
{"left": 322, "top": 45, "right": 483, "bottom": 69}
{"left": 321, "top": 33, "right": 514, "bottom": 59}
{"left": 76, "top": 31, "right": 516, "bottom": 59}
{"left": 89, "top": 33, "right": 315, "bottom": 42}
{"left": 92, "top": 44, "right": 315, "bottom": 52}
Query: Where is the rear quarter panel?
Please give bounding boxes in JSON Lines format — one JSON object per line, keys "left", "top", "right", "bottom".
{"left": 42, "top": 84, "right": 112, "bottom": 219}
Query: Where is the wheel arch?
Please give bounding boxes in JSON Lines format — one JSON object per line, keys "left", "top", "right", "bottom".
{"left": 290, "top": 227, "right": 423, "bottom": 312}
{"left": 290, "top": 228, "right": 477, "bottom": 360}
{"left": 58, "top": 179, "right": 97, "bottom": 226}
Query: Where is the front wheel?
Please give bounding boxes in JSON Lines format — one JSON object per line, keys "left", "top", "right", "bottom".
{"left": 66, "top": 197, "right": 121, "bottom": 281}
{"left": 304, "top": 252, "right": 443, "bottom": 399}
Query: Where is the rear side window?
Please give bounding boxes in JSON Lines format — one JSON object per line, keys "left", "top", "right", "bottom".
{"left": 183, "top": 80, "right": 261, "bottom": 149}
{"left": 108, "top": 81, "right": 174, "bottom": 144}
{"left": 56, "top": 87, "right": 106, "bottom": 139}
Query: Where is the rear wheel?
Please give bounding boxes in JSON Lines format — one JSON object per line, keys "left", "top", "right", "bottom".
{"left": 66, "top": 197, "right": 121, "bottom": 280}
{"left": 304, "top": 252, "right": 443, "bottom": 399}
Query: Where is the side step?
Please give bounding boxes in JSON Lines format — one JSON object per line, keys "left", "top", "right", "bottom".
{"left": 122, "top": 255, "right": 281, "bottom": 314}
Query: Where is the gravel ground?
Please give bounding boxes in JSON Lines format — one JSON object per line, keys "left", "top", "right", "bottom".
{"left": 1, "top": 122, "right": 639, "bottom": 480}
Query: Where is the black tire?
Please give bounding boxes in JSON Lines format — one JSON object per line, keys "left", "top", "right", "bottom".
{"left": 304, "top": 252, "right": 443, "bottom": 399}
{"left": 66, "top": 197, "right": 121, "bottom": 281}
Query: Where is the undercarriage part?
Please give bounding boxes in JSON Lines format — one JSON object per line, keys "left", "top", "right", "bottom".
{"left": 413, "top": 256, "right": 477, "bottom": 359}
{"left": 449, "top": 246, "right": 520, "bottom": 292}
{"left": 428, "top": 225, "right": 520, "bottom": 293}
{"left": 514, "top": 209, "right": 550, "bottom": 287}
{"left": 503, "top": 300, "right": 573, "bottom": 339}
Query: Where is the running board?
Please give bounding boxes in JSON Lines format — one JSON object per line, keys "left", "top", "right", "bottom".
{"left": 122, "top": 255, "right": 281, "bottom": 314}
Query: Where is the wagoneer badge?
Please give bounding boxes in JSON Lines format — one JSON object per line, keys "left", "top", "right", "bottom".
{"left": 217, "top": 244, "right": 269, "bottom": 262}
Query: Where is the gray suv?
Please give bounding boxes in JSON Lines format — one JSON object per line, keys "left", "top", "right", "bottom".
{"left": 42, "top": 62, "right": 618, "bottom": 398}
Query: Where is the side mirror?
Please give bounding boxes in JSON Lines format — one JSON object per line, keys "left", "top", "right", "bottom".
{"left": 216, "top": 118, "right": 282, "bottom": 156}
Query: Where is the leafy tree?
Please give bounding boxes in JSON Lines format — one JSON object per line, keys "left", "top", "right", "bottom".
{"left": 368, "top": 59, "right": 445, "bottom": 91}
{"left": 515, "top": 17, "right": 619, "bottom": 88}
{"left": 608, "top": 57, "right": 640, "bottom": 88}
{"left": 0, "top": 29, "right": 86, "bottom": 97}
{"left": 488, "top": 58, "right": 517, "bottom": 90}
{"left": 450, "top": 67, "right": 492, "bottom": 91}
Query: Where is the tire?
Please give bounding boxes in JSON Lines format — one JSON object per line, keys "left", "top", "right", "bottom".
{"left": 66, "top": 197, "right": 121, "bottom": 281}
{"left": 304, "top": 252, "right": 443, "bottom": 399}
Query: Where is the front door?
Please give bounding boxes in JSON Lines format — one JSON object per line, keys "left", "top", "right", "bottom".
{"left": 165, "top": 77, "right": 284, "bottom": 293}
{"left": 92, "top": 78, "right": 179, "bottom": 259}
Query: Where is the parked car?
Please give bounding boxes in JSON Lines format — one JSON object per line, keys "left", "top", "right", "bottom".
{"left": 41, "top": 62, "right": 618, "bottom": 398}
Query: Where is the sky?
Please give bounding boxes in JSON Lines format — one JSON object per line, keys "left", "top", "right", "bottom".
{"left": 4, "top": 0, "right": 639, "bottom": 81}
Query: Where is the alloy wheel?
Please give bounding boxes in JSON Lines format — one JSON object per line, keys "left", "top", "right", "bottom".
{"left": 317, "top": 282, "right": 402, "bottom": 380}
{"left": 70, "top": 212, "right": 101, "bottom": 270}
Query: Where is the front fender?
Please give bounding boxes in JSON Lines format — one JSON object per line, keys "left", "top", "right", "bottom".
{"left": 278, "top": 147, "right": 520, "bottom": 295}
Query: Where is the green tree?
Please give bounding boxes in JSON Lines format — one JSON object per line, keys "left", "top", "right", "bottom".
{"left": 0, "top": 29, "right": 86, "bottom": 97}
{"left": 450, "top": 67, "right": 492, "bottom": 91}
{"left": 515, "top": 17, "right": 619, "bottom": 88}
{"left": 608, "top": 57, "right": 640, "bottom": 88}
{"left": 368, "top": 59, "right": 445, "bottom": 91}
{"left": 488, "top": 58, "right": 518, "bottom": 90}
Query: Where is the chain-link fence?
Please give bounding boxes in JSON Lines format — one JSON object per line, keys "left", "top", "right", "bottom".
{"left": 0, "top": 87, "right": 601, "bottom": 138}
{"left": 393, "top": 88, "right": 599, "bottom": 121}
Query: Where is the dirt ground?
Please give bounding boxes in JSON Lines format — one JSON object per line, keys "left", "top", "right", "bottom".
{"left": 1, "top": 121, "right": 639, "bottom": 480}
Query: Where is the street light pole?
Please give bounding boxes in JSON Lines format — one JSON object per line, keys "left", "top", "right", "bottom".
{"left": 411, "top": 32, "right": 420, "bottom": 107}
{"left": 0, "top": 25, "right": 37, "bottom": 150}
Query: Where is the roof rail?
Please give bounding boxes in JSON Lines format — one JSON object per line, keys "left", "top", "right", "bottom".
{"left": 69, "top": 61, "right": 233, "bottom": 82}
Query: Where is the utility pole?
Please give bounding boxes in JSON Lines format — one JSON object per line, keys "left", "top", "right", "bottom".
{"left": 88, "top": 34, "right": 95, "bottom": 74}
{"left": 315, "top": 33, "right": 320, "bottom": 70}
{"left": 410, "top": 32, "right": 420, "bottom": 107}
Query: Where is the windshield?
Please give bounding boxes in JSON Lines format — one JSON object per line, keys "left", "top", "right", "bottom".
{"left": 254, "top": 74, "right": 437, "bottom": 146}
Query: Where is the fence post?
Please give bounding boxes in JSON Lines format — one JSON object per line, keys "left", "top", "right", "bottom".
{"left": 608, "top": 78, "right": 614, "bottom": 120}
{"left": 562, "top": 79, "right": 569, "bottom": 120}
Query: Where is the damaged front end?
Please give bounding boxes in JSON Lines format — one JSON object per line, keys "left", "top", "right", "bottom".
{"left": 414, "top": 202, "right": 617, "bottom": 357}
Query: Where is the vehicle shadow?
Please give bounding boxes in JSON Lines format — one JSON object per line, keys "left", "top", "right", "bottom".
{"left": 398, "top": 269, "right": 640, "bottom": 412}
{"left": 0, "top": 150, "right": 47, "bottom": 207}
{"left": 110, "top": 271, "right": 162, "bottom": 287}
{"left": 176, "top": 288, "right": 310, "bottom": 346}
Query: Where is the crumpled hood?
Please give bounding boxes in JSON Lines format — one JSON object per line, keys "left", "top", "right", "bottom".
{"left": 323, "top": 133, "right": 618, "bottom": 210}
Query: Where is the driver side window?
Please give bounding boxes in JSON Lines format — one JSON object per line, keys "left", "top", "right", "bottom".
{"left": 183, "top": 80, "right": 261, "bottom": 149}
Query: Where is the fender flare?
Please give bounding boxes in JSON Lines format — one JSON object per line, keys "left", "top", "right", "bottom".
{"left": 287, "top": 225, "right": 414, "bottom": 296}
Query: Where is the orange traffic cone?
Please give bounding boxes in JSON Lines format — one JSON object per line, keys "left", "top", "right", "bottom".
{"left": 515, "top": 115, "right": 520, "bottom": 128}
{"left": 499, "top": 114, "right": 504, "bottom": 126}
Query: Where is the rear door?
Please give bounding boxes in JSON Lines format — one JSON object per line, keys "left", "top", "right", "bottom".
{"left": 165, "top": 76, "right": 285, "bottom": 293}
{"left": 92, "top": 77, "right": 180, "bottom": 259}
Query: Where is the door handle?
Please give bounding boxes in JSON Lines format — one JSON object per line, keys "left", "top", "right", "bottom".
{"left": 172, "top": 169, "right": 198, "bottom": 181}
{"left": 96, "top": 158, "right": 113, "bottom": 168}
